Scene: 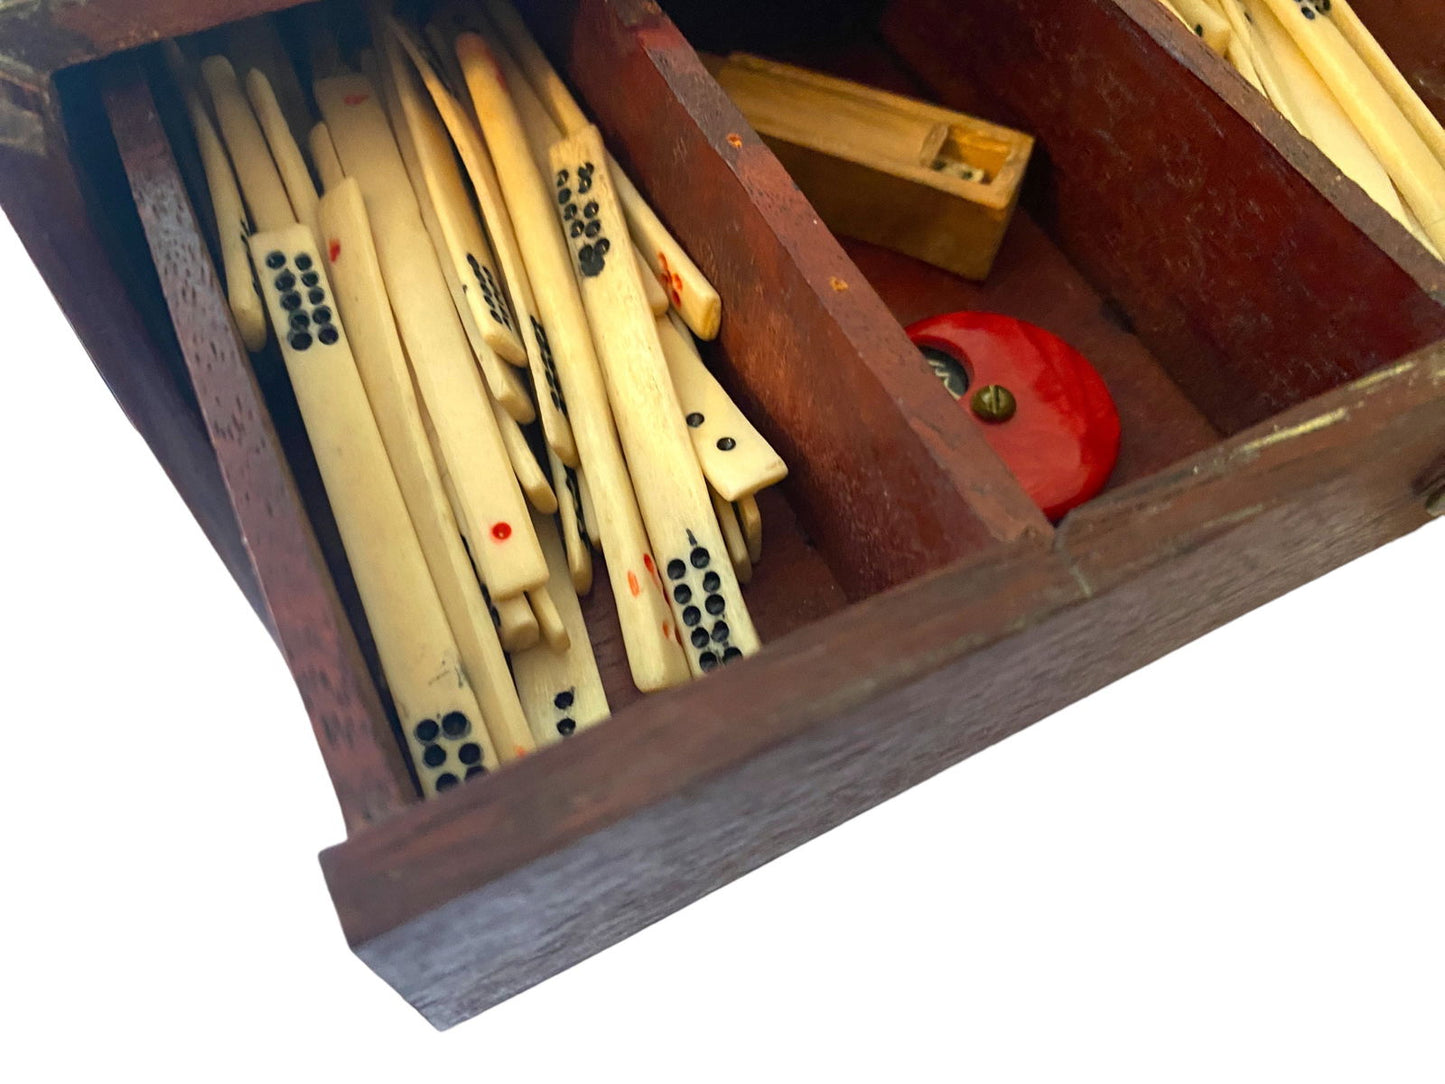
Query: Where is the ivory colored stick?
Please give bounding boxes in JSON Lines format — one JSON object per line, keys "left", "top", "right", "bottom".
{"left": 577, "top": 466, "right": 602, "bottom": 553}
{"left": 1256, "top": 0, "right": 1445, "bottom": 249}
{"left": 1171, "top": 0, "right": 1232, "bottom": 54}
{"left": 494, "top": 398, "right": 559, "bottom": 514}
{"left": 712, "top": 487, "right": 753, "bottom": 586}
{"left": 1242, "top": 0, "right": 1305, "bottom": 129}
{"left": 657, "top": 311, "right": 787, "bottom": 501}
{"left": 388, "top": 19, "right": 580, "bottom": 468}
{"left": 737, "top": 493, "right": 763, "bottom": 566}
{"left": 1212, "top": 0, "right": 1265, "bottom": 92}
{"left": 635, "top": 246, "right": 669, "bottom": 315}
{"left": 249, "top": 222, "right": 500, "bottom": 794}
{"left": 224, "top": 14, "right": 312, "bottom": 145}
{"left": 316, "top": 74, "right": 546, "bottom": 599}
{"left": 1328, "top": 0, "right": 1445, "bottom": 170}
{"left": 456, "top": 32, "right": 691, "bottom": 691}
{"left": 375, "top": 40, "right": 533, "bottom": 421}
{"left": 548, "top": 445, "right": 594, "bottom": 594}
{"left": 169, "top": 56, "right": 268, "bottom": 352}
{"left": 245, "top": 69, "right": 321, "bottom": 244}
{"left": 548, "top": 125, "right": 761, "bottom": 675}
{"left": 482, "top": 0, "right": 723, "bottom": 339}
{"left": 422, "top": 401, "right": 544, "bottom": 654}
{"left": 317, "top": 180, "right": 536, "bottom": 762}
{"left": 511, "top": 513, "right": 609, "bottom": 747}
{"left": 201, "top": 56, "right": 294, "bottom": 232}
{"left": 527, "top": 583, "right": 570, "bottom": 653}
{"left": 1246, "top": 0, "right": 1411, "bottom": 227}
{"left": 309, "top": 122, "right": 346, "bottom": 192}
{"left": 378, "top": 34, "right": 528, "bottom": 368}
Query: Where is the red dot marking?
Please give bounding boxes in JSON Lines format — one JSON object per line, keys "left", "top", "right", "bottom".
{"left": 514, "top": 745, "right": 528, "bottom": 759}
{"left": 491, "top": 522, "right": 512, "bottom": 541}
{"left": 343, "top": 93, "right": 369, "bottom": 106}
{"left": 662, "top": 621, "right": 672, "bottom": 639}
{"left": 328, "top": 239, "right": 341, "bottom": 262}
{"left": 627, "top": 571, "right": 641, "bottom": 597}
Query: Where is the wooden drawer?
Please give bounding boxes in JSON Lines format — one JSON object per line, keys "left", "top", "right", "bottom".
{"left": 2, "top": 0, "right": 1442, "bottom": 1028}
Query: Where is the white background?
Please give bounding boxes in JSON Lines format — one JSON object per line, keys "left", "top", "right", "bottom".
{"left": 2, "top": 205, "right": 1441, "bottom": 1081}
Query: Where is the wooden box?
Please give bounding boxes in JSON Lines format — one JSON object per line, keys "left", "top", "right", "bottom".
{"left": 2, "top": 0, "right": 1442, "bottom": 1029}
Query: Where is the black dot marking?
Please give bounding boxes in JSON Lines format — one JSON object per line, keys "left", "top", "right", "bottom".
{"left": 683, "top": 605, "right": 701, "bottom": 626}
{"left": 554, "top": 690, "right": 574, "bottom": 709}
{"left": 723, "top": 647, "right": 743, "bottom": 662}
{"left": 442, "top": 711, "right": 471, "bottom": 739}
{"left": 318, "top": 326, "right": 339, "bottom": 346}
{"left": 583, "top": 200, "right": 598, "bottom": 218}
{"left": 563, "top": 202, "right": 579, "bottom": 220}
{"left": 301, "top": 271, "right": 320, "bottom": 287}
{"left": 699, "top": 652, "right": 719, "bottom": 672}
{"left": 274, "top": 271, "right": 295, "bottom": 290}
{"left": 712, "top": 621, "right": 730, "bottom": 643}
{"left": 414, "top": 719, "right": 439, "bottom": 743}
{"left": 705, "top": 594, "right": 725, "bottom": 615}
{"left": 673, "top": 584, "right": 692, "bottom": 604}
{"left": 265, "top": 251, "right": 286, "bottom": 269}
{"left": 667, "top": 559, "right": 686, "bottom": 580}
{"left": 435, "top": 773, "right": 459, "bottom": 791}
{"left": 557, "top": 718, "right": 577, "bottom": 736}
{"left": 423, "top": 743, "right": 447, "bottom": 768}
{"left": 595, "top": 238, "right": 610, "bottom": 256}
{"left": 1303, "top": 6, "right": 1315, "bottom": 16}
{"left": 290, "top": 312, "right": 311, "bottom": 330}
{"left": 281, "top": 292, "right": 302, "bottom": 311}
{"left": 556, "top": 169, "right": 569, "bottom": 186}
{"left": 717, "top": 437, "right": 737, "bottom": 451}
{"left": 289, "top": 331, "right": 313, "bottom": 351}
{"left": 557, "top": 187, "right": 572, "bottom": 204}
{"left": 578, "top": 243, "right": 606, "bottom": 277}
{"left": 465, "top": 765, "right": 487, "bottom": 780}
{"left": 691, "top": 627, "right": 710, "bottom": 649}
{"left": 686, "top": 412, "right": 705, "bottom": 427}
{"left": 313, "top": 306, "right": 332, "bottom": 325}
{"left": 703, "top": 571, "right": 721, "bottom": 592}
{"left": 294, "top": 253, "right": 313, "bottom": 270}
{"left": 570, "top": 220, "right": 584, "bottom": 238}
{"left": 308, "top": 287, "right": 326, "bottom": 305}
{"left": 584, "top": 220, "right": 601, "bottom": 238}
{"left": 690, "top": 547, "right": 710, "bottom": 569}
{"left": 458, "top": 742, "right": 482, "bottom": 765}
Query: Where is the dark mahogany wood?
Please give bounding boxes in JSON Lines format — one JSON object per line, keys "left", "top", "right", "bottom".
{"left": 531, "top": 0, "right": 1051, "bottom": 600}
{"left": 101, "top": 63, "right": 415, "bottom": 830}
{"left": 881, "top": 0, "right": 1445, "bottom": 435}
{"left": 322, "top": 339, "right": 1445, "bottom": 1027}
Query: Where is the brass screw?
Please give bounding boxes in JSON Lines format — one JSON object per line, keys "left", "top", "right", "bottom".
{"left": 971, "top": 384, "right": 1017, "bottom": 423}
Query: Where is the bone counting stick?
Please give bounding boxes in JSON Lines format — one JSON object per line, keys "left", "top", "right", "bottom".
{"left": 455, "top": 32, "right": 690, "bottom": 691}
{"left": 249, "top": 222, "right": 501, "bottom": 793}
{"left": 546, "top": 124, "right": 761, "bottom": 675}
{"left": 316, "top": 74, "right": 546, "bottom": 599}
{"left": 316, "top": 179, "right": 536, "bottom": 762}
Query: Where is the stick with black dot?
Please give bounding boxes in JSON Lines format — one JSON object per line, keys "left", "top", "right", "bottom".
{"left": 545, "top": 123, "right": 762, "bottom": 675}
{"left": 316, "top": 178, "right": 537, "bottom": 764}
{"left": 455, "top": 31, "right": 692, "bottom": 692}
{"left": 511, "top": 513, "right": 610, "bottom": 747}
{"left": 548, "top": 445, "right": 594, "bottom": 594}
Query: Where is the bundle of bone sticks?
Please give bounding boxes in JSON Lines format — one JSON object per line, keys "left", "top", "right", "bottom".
{"left": 1156, "top": 0, "right": 1445, "bottom": 256}
{"left": 167, "top": 0, "right": 787, "bottom": 796}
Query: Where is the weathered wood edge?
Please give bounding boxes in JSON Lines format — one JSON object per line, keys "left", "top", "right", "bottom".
{"left": 320, "top": 339, "right": 1445, "bottom": 1027}
{"left": 101, "top": 61, "right": 416, "bottom": 830}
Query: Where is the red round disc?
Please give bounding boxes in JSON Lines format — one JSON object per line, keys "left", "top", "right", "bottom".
{"left": 907, "top": 311, "right": 1120, "bottom": 520}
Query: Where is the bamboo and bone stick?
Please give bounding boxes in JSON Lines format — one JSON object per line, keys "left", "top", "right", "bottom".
{"left": 481, "top": 0, "right": 722, "bottom": 339}
{"left": 388, "top": 19, "right": 580, "bottom": 467}
{"left": 245, "top": 68, "right": 322, "bottom": 244}
{"left": 549, "top": 444, "right": 594, "bottom": 594}
{"left": 544, "top": 122, "right": 761, "bottom": 675}
{"left": 316, "top": 178, "right": 537, "bottom": 762}
{"left": 315, "top": 73, "right": 547, "bottom": 599}
{"left": 201, "top": 56, "right": 294, "bottom": 232}
{"left": 455, "top": 31, "right": 691, "bottom": 691}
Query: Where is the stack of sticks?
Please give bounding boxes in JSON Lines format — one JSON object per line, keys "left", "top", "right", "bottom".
{"left": 1156, "top": 0, "right": 1445, "bottom": 257}
{"left": 167, "top": 0, "right": 788, "bottom": 797}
